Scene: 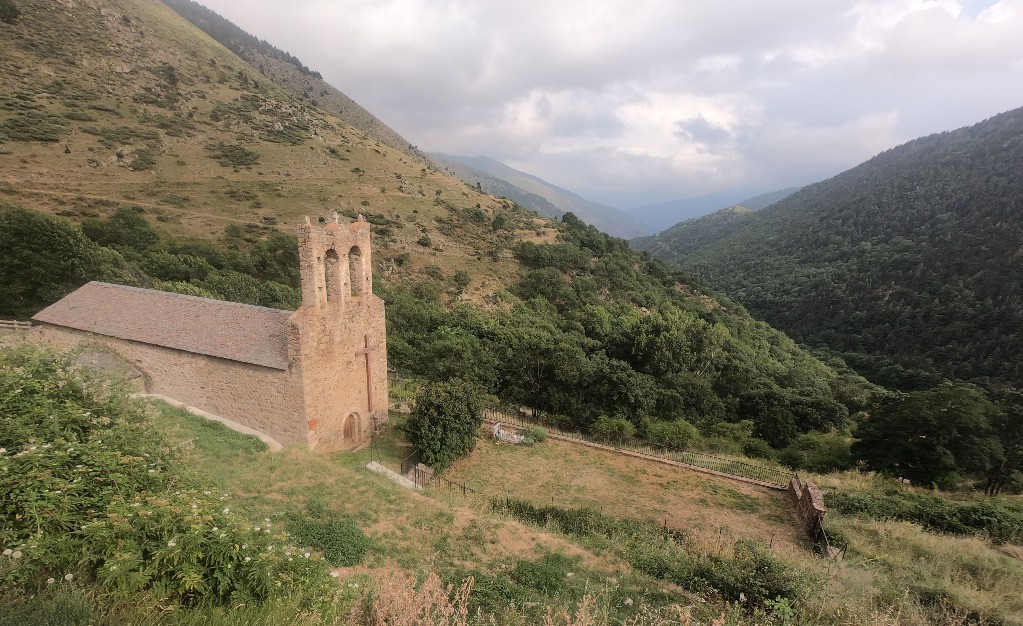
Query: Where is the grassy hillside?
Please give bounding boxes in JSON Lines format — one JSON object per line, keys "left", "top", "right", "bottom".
{"left": 3, "top": 344, "right": 1021, "bottom": 625}
{"left": 636, "top": 107, "right": 1023, "bottom": 390}
{"left": 0, "top": 0, "right": 550, "bottom": 298}
{"left": 161, "top": 0, "right": 428, "bottom": 163}
{"left": 0, "top": 0, "right": 885, "bottom": 461}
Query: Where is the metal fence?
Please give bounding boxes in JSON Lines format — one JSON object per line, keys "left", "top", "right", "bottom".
{"left": 484, "top": 408, "right": 794, "bottom": 489}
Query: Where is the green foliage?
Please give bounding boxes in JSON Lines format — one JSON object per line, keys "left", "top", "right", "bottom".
{"left": 639, "top": 107, "right": 1023, "bottom": 390}
{"left": 206, "top": 142, "right": 260, "bottom": 167}
{"left": 828, "top": 485, "right": 1023, "bottom": 544}
{"left": 853, "top": 383, "right": 1002, "bottom": 486}
{"left": 384, "top": 211, "right": 865, "bottom": 453}
{"left": 81, "top": 208, "right": 159, "bottom": 252}
{"left": 590, "top": 415, "right": 636, "bottom": 444}
{"left": 0, "top": 112, "right": 70, "bottom": 142}
{"left": 523, "top": 426, "right": 547, "bottom": 445}
{"left": 128, "top": 149, "right": 156, "bottom": 171}
{"left": 404, "top": 379, "right": 484, "bottom": 471}
{"left": 0, "top": 346, "right": 332, "bottom": 606}
{"left": 778, "top": 432, "right": 853, "bottom": 473}
{"left": 0, "top": 206, "right": 92, "bottom": 317}
{"left": 509, "top": 553, "right": 574, "bottom": 594}
{"left": 285, "top": 502, "right": 369, "bottom": 567}
{"left": 492, "top": 498, "right": 807, "bottom": 609}
{"left": 647, "top": 418, "right": 701, "bottom": 450}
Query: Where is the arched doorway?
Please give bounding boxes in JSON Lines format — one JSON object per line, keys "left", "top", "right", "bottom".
{"left": 342, "top": 412, "right": 361, "bottom": 447}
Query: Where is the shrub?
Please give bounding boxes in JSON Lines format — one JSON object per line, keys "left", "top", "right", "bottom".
{"left": 591, "top": 416, "right": 635, "bottom": 445}
{"left": 647, "top": 418, "right": 701, "bottom": 450}
{"left": 509, "top": 553, "right": 574, "bottom": 594}
{"left": 0, "top": 346, "right": 331, "bottom": 605}
{"left": 404, "top": 379, "right": 484, "bottom": 471}
{"left": 742, "top": 438, "right": 776, "bottom": 460}
{"left": 0, "top": 0, "right": 19, "bottom": 23}
{"left": 206, "top": 142, "right": 260, "bottom": 167}
{"left": 523, "top": 426, "right": 547, "bottom": 445}
{"left": 0, "top": 112, "right": 70, "bottom": 142}
{"left": 285, "top": 503, "right": 369, "bottom": 567}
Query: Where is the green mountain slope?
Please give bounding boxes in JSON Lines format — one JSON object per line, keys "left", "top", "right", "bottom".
{"left": 0, "top": 0, "right": 875, "bottom": 454}
{"left": 637, "top": 107, "right": 1023, "bottom": 390}
{"left": 430, "top": 152, "right": 564, "bottom": 220}
{"left": 430, "top": 153, "right": 648, "bottom": 238}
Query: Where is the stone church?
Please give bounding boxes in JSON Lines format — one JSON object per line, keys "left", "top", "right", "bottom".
{"left": 31, "top": 218, "right": 388, "bottom": 452}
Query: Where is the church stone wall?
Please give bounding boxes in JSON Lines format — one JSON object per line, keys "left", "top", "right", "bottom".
{"left": 293, "top": 219, "right": 388, "bottom": 452}
{"left": 31, "top": 325, "right": 308, "bottom": 446}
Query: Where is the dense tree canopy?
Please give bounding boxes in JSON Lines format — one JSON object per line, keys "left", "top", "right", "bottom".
{"left": 637, "top": 107, "right": 1023, "bottom": 391}
{"left": 853, "top": 383, "right": 1003, "bottom": 487}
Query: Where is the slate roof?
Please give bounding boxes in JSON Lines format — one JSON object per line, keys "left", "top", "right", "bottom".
{"left": 32, "top": 282, "right": 292, "bottom": 369}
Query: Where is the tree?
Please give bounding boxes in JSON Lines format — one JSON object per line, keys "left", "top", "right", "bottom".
{"left": 81, "top": 207, "right": 159, "bottom": 252}
{"left": 853, "top": 383, "right": 1002, "bottom": 487}
{"left": 404, "top": 379, "right": 484, "bottom": 471}
{"left": 986, "top": 391, "right": 1023, "bottom": 495}
{"left": 0, "top": 206, "right": 90, "bottom": 317}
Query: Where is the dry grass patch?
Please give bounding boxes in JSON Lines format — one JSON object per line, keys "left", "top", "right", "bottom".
{"left": 442, "top": 436, "right": 805, "bottom": 554}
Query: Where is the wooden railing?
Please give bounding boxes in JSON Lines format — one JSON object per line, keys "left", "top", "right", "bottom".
{"left": 0, "top": 320, "right": 31, "bottom": 332}
{"left": 484, "top": 409, "right": 794, "bottom": 490}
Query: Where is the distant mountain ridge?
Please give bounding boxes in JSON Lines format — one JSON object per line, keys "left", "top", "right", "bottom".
{"left": 430, "top": 153, "right": 647, "bottom": 238}
{"left": 429, "top": 153, "right": 564, "bottom": 220}
{"left": 631, "top": 187, "right": 801, "bottom": 257}
{"left": 162, "top": 0, "right": 426, "bottom": 162}
{"left": 637, "top": 107, "right": 1023, "bottom": 389}
{"left": 628, "top": 187, "right": 800, "bottom": 233}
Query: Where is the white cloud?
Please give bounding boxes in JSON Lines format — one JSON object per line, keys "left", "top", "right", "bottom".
{"left": 191, "top": 0, "right": 1023, "bottom": 207}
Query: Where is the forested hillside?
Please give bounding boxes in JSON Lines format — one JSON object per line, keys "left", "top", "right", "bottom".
{"left": 636, "top": 107, "right": 1023, "bottom": 390}
{"left": 0, "top": 0, "right": 875, "bottom": 458}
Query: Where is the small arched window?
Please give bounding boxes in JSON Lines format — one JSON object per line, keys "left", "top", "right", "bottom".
{"left": 348, "top": 246, "right": 364, "bottom": 296}
{"left": 324, "top": 249, "right": 341, "bottom": 301}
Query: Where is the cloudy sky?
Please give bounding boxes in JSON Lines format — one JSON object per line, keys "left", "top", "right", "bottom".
{"left": 193, "top": 0, "right": 1023, "bottom": 209}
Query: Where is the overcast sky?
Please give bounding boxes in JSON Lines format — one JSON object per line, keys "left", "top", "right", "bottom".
{"left": 192, "top": 0, "right": 1023, "bottom": 209}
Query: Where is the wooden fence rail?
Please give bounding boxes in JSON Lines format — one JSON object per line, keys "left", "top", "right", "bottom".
{"left": 0, "top": 320, "right": 31, "bottom": 332}
{"left": 484, "top": 408, "right": 794, "bottom": 490}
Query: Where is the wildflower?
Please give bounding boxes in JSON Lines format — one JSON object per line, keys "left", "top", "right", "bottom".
{"left": 64, "top": 573, "right": 73, "bottom": 581}
{"left": 304, "top": 552, "right": 310, "bottom": 558}
{"left": 212, "top": 526, "right": 219, "bottom": 532}
{"left": 330, "top": 571, "right": 339, "bottom": 578}
{"left": 167, "top": 540, "right": 176, "bottom": 547}
{"left": 46, "top": 578, "right": 55, "bottom": 584}
{"left": 254, "top": 526, "right": 260, "bottom": 532}
{"left": 223, "top": 508, "right": 230, "bottom": 514}
{"left": 0, "top": 448, "right": 6, "bottom": 454}
{"left": 2, "top": 549, "right": 11, "bottom": 556}
{"left": 244, "top": 556, "right": 251, "bottom": 562}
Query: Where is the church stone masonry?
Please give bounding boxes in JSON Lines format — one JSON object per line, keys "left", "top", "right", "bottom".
{"left": 30, "top": 217, "right": 388, "bottom": 453}
{"left": 289, "top": 216, "right": 388, "bottom": 452}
